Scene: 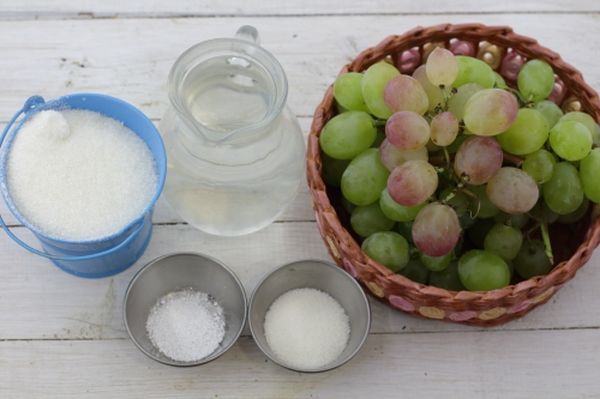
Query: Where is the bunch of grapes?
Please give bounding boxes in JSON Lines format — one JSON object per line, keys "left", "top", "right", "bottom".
{"left": 320, "top": 47, "right": 600, "bottom": 292}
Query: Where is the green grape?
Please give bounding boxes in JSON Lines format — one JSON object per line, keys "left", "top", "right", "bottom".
{"left": 464, "top": 89, "right": 519, "bottom": 136}
{"left": 522, "top": 149, "right": 556, "bottom": 184}
{"left": 320, "top": 111, "right": 377, "bottom": 160}
{"left": 448, "top": 83, "right": 483, "bottom": 120}
{"left": 399, "top": 259, "right": 430, "bottom": 284}
{"left": 484, "top": 223, "right": 523, "bottom": 261}
{"left": 361, "top": 231, "right": 409, "bottom": 272}
{"left": 557, "top": 199, "right": 589, "bottom": 223}
{"left": 513, "top": 239, "right": 552, "bottom": 279}
{"left": 517, "top": 60, "right": 555, "bottom": 102}
{"left": 333, "top": 72, "right": 369, "bottom": 112}
{"left": 372, "top": 128, "right": 385, "bottom": 148}
{"left": 426, "top": 47, "right": 458, "bottom": 87}
{"left": 496, "top": 108, "right": 549, "bottom": 155}
{"left": 535, "top": 100, "right": 563, "bottom": 128}
{"left": 321, "top": 153, "right": 349, "bottom": 187}
{"left": 341, "top": 196, "right": 356, "bottom": 214}
{"left": 549, "top": 120, "right": 592, "bottom": 161}
{"left": 493, "top": 72, "right": 507, "bottom": 89}
{"left": 542, "top": 162, "right": 584, "bottom": 214}
{"left": 458, "top": 250, "right": 511, "bottom": 291}
{"left": 429, "top": 261, "right": 465, "bottom": 291}
{"left": 594, "top": 124, "right": 600, "bottom": 147}
{"left": 351, "top": 202, "right": 395, "bottom": 237}
{"left": 506, "top": 260, "right": 515, "bottom": 277}
{"left": 380, "top": 188, "right": 425, "bottom": 222}
{"left": 466, "top": 218, "right": 495, "bottom": 248}
{"left": 394, "top": 221, "right": 413, "bottom": 243}
{"left": 341, "top": 148, "right": 390, "bottom": 206}
{"left": 468, "top": 185, "right": 500, "bottom": 218}
{"left": 580, "top": 148, "right": 600, "bottom": 203}
{"left": 453, "top": 56, "right": 496, "bottom": 88}
{"left": 559, "top": 112, "right": 598, "bottom": 140}
{"left": 412, "top": 65, "right": 444, "bottom": 112}
{"left": 420, "top": 251, "right": 453, "bottom": 272}
{"left": 362, "top": 62, "right": 400, "bottom": 119}
{"left": 529, "top": 200, "right": 559, "bottom": 224}
{"left": 440, "top": 188, "right": 469, "bottom": 216}
{"left": 494, "top": 212, "right": 530, "bottom": 229}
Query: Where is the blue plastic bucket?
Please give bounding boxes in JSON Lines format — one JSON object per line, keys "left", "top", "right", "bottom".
{"left": 0, "top": 94, "right": 167, "bottom": 278}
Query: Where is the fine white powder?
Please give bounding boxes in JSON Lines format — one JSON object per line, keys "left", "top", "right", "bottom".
{"left": 264, "top": 288, "right": 351, "bottom": 370}
{"left": 7, "top": 109, "right": 157, "bottom": 240}
{"left": 146, "top": 289, "right": 226, "bottom": 363}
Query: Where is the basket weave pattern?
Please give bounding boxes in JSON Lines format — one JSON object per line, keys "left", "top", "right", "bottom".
{"left": 307, "top": 23, "right": 600, "bottom": 326}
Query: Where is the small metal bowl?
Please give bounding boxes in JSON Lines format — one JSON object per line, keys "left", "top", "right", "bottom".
{"left": 249, "top": 259, "right": 371, "bottom": 373}
{"left": 123, "top": 252, "right": 247, "bottom": 366}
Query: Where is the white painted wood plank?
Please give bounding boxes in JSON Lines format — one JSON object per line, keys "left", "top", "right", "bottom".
{"left": 1, "top": 330, "right": 599, "bottom": 398}
{"left": 0, "top": 222, "right": 599, "bottom": 340}
{"left": 0, "top": 0, "right": 598, "bottom": 18}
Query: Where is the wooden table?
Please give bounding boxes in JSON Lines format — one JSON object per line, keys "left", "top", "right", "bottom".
{"left": 1, "top": 1, "right": 600, "bottom": 397}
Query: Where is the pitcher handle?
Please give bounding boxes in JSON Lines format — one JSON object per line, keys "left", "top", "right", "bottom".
{"left": 0, "top": 96, "right": 144, "bottom": 261}
{"left": 235, "top": 25, "right": 260, "bottom": 45}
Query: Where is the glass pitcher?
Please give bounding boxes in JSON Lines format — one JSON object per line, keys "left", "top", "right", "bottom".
{"left": 160, "top": 26, "right": 305, "bottom": 236}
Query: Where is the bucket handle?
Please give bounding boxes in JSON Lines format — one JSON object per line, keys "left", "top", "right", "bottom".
{"left": 0, "top": 96, "right": 145, "bottom": 261}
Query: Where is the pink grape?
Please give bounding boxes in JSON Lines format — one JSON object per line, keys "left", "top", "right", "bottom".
{"left": 385, "top": 111, "right": 431, "bottom": 150}
{"left": 430, "top": 112, "right": 459, "bottom": 146}
{"left": 393, "top": 47, "right": 421, "bottom": 75}
{"left": 454, "top": 136, "right": 503, "bottom": 185}
{"left": 379, "top": 139, "right": 428, "bottom": 172}
{"left": 426, "top": 47, "right": 459, "bottom": 87}
{"left": 412, "top": 203, "right": 461, "bottom": 257}
{"left": 486, "top": 167, "right": 539, "bottom": 214}
{"left": 384, "top": 75, "right": 429, "bottom": 115}
{"left": 387, "top": 160, "right": 438, "bottom": 206}
{"left": 412, "top": 65, "right": 444, "bottom": 112}
{"left": 500, "top": 50, "right": 525, "bottom": 83}
{"left": 449, "top": 39, "right": 476, "bottom": 56}
{"left": 463, "top": 89, "right": 519, "bottom": 136}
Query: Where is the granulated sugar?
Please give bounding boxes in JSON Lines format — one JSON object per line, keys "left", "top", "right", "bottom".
{"left": 263, "top": 288, "right": 350, "bottom": 370}
{"left": 146, "top": 288, "right": 226, "bottom": 363}
{"left": 6, "top": 109, "right": 157, "bottom": 240}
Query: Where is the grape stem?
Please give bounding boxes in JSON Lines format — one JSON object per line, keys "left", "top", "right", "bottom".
{"left": 541, "top": 222, "right": 555, "bottom": 265}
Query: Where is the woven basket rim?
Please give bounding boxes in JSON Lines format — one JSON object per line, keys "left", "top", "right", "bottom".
{"left": 307, "top": 22, "right": 600, "bottom": 304}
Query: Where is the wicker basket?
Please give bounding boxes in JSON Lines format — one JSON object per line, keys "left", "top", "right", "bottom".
{"left": 307, "top": 23, "right": 600, "bottom": 326}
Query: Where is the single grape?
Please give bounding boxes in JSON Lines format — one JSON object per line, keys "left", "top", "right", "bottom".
{"left": 453, "top": 56, "right": 496, "bottom": 88}
{"left": 468, "top": 185, "right": 500, "bottom": 219}
{"left": 380, "top": 188, "right": 425, "bottom": 222}
{"left": 320, "top": 111, "right": 377, "bottom": 160}
{"left": 579, "top": 148, "right": 600, "bottom": 203}
{"left": 517, "top": 60, "right": 555, "bottom": 102}
{"left": 542, "top": 162, "right": 584, "bottom": 214}
{"left": 394, "top": 221, "right": 413, "bottom": 243}
{"left": 454, "top": 136, "right": 503, "bottom": 185}
{"left": 535, "top": 100, "right": 563, "bottom": 128}
{"left": 385, "top": 111, "right": 431, "bottom": 150}
{"left": 448, "top": 83, "right": 483, "bottom": 120}
{"left": 341, "top": 148, "right": 390, "bottom": 206}
{"left": 496, "top": 108, "right": 549, "bottom": 155}
{"left": 483, "top": 223, "right": 523, "bottom": 261}
{"left": 426, "top": 47, "right": 458, "bottom": 87}
{"left": 420, "top": 251, "right": 453, "bottom": 272}
{"left": 549, "top": 120, "right": 592, "bottom": 161}
{"left": 430, "top": 112, "right": 459, "bottom": 146}
{"left": 464, "top": 89, "right": 519, "bottom": 136}
{"left": 333, "top": 72, "right": 369, "bottom": 112}
{"left": 493, "top": 72, "right": 507, "bottom": 89}
{"left": 594, "top": 124, "right": 600, "bottom": 147}
{"left": 399, "top": 259, "right": 430, "bottom": 284}
{"left": 458, "top": 250, "right": 511, "bottom": 291}
{"left": 412, "top": 65, "right": 444, "bottom": 112}
{"left": 440, "top": 188, "right": 469, "bottom": 216}
{"left": 494, "top": 212, "right": 530, "bottom": 229}
{"left": 429, "top": 261, "right": 465, "bottom": 291}
{"left": 321, "top": 153, "right": 349, "bottom": 187}
{"left": 513, "top": 239, "right": 552, "bottom": 279}
{"left": 351, "top": 202, "right": 395, "bottom": 237}
{"left": 466, "top": 218, "right": 495, "bottom": 248}
{"left": 557, "top": 198, "right": 589, "bottom": 223}
{"left": 522, "top": 149, "right": 556, "bottom": 184}
{"left": 412, "top": 203, "right": 461, "bottom": 257}
{"left": 387, "top": 160, "right": 438, "bottom": 206}
{"left": 383, "top": 75, "right": 429, "bottom": 115}
{"left": 362, "top": 62, "right": 400, "bottom": 119}
{"left": 487, "top": 167, "right": 539, "bottom": 214}
{"left": 529, "top": 199, "right": 559, "bottom": 224}
{"left": 379, "top": 139, "right": 428, "bottom": 172}
{"left": 361, "top": 231, "right": 409, "bottom": 272}
{"left": 560, "top": 112, "right": 599, "bottom": 144}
